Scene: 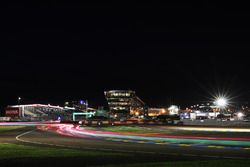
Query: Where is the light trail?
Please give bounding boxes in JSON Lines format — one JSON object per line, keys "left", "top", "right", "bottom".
{"left": 3, "top": 122, "right": 250, "bottom": 147}
{"left": 0, "top": 121, "right": 60, "bottom": 126}
{"left": 16, "top": 129, "right": 250, "bottom": 160}
{"left": 41, "top": 124, "right": 250, "bottom": 147}
{"left": 164, "top": 126, "right": 250, "bottom": 133}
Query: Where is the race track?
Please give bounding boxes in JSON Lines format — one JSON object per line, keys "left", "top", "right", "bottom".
{"left": 2, "top": 125, "right": 250, "bottom": 160}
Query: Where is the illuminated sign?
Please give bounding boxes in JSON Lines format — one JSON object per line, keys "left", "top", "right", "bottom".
{"left": 5, "top": 108, "right": 20, "bottom": 117}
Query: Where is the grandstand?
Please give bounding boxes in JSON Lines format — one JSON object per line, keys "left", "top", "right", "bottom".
{"left": 5, "top": 104, "right": 71, "bottom": 121}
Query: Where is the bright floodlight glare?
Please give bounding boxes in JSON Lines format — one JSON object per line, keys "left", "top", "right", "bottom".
{"left": 215, "top": 98, "right": 227, "bottom": 107}
{"left": 237, "top": 112, "right": 244, "bottom": 118}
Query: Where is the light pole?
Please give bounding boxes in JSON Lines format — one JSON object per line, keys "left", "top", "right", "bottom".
{"left": 18, "top": 97, "right": 21, "bottom": 106}
{"left": 86, "top": 100, "right": 88, "bottom": 112}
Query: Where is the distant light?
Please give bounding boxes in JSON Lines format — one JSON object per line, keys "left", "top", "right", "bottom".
{"left": 215, "top": 97, "right": 227, "bottom": 108}
{"left": 80, "top": 100, "right": 85, "bottom": 105}
{"left": 18, "top": 97, "right": 21, "bottom": 100}
{"left": 168, "top": 105, "right": 175, "bottom": 110}
{"left": 168, "top": 105, "right": 179, "bottom": 115}
{"left": 237, "top": 112, "right": 244, "bottom": 118}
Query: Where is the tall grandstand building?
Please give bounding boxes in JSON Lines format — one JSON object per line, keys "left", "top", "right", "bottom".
{"left": 104, "top": 90, "right": 146, "bottom": 119}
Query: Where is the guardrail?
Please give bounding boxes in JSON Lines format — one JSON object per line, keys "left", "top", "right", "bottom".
{"left": 77, "top": 120, "right": 183, "bottom": 126}
{"left": 0, "top": 117, "right": 11, "bottom": 122}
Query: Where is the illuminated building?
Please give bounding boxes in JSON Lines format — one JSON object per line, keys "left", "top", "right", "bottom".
{"left": 146, "top": 106, "right": 179, "bottom": 117}
{"left": 64, "top": 100, "right": 88, "bottom": 111}
{"left": 147, "top": 108, "right": 168, "bottom": 117}
{"left": 104, "top": 90, "right": 146, "bottom": 118}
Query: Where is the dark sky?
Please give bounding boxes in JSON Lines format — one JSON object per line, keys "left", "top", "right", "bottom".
{"left": 1, "top": 2, "right": 250, "bottom": 110}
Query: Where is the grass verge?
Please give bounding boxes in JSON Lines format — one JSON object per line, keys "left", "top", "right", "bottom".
{"left": 93, "top": 159, "right": 250, "bottom": 167}
{"left": 0, "top": 126, "right": 26, "bottom": 131}
{"left": 0, "top": 143, "right": 128, "bottom": 159}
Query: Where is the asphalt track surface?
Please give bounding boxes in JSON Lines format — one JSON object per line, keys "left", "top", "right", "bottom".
{"left": 1, "top": 126, "right": 250, "bottom": 160}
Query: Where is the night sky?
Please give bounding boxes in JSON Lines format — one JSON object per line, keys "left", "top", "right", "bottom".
{"left": 1, "top": 2, "right": 250, "bottom": 111}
